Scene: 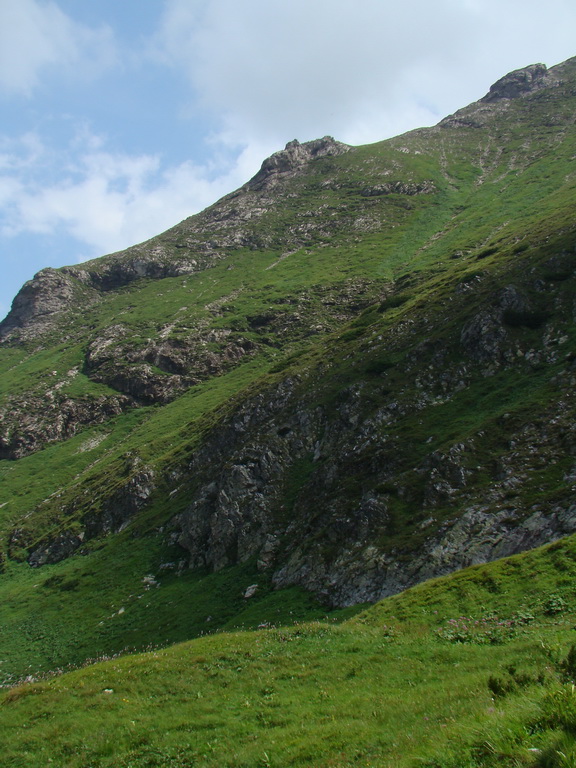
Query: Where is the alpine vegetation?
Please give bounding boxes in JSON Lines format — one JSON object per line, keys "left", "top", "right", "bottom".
{"left": 1, "top": 57, "right": 576, "bottom": 767}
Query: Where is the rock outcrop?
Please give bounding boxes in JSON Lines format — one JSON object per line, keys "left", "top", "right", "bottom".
{"left": 167, "top": 366, "right": 576, "bottom": 606}
{"left": 0, "top": 392, "right": 130, "bottom": 460}
{"left": 0, "top": 268, "right": 91, "bottom": 342}
{"left": 247, "top": 136, "right": 351, "bottom": 190}
{"left": 481, "top": 63, "right": 550, "bottom": 102}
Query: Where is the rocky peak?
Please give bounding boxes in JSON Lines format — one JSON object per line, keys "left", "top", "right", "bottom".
{"left": 481, "top": 63, "right": 549, "bottom": 102}
{"left": 0, "top": 268, "right": 85, "bottom": 342}
{"left": 0, "top": 136, "right": 353, "bottom": 342}
{"left": 439, "top": 62, "right": 555, "bottom": 129}
{"left": 247, "top": 136, "right": 351, "bottom": 190}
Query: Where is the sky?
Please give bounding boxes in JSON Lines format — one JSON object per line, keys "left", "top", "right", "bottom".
{"left": 1, "top": 0, "right": 575, "bottom": 321}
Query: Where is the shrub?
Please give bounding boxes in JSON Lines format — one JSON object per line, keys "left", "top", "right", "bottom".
{"left": 487, "top": 674, "right": 516, "bottom": 697}
{"left": 435, "top": 613, "right": 529, "bottom": 644}
{"left": 562, "top": 645, "right": 576, "bottom": 682}
{"left": 543, "top": 594, "right": 568, "bottom": 616}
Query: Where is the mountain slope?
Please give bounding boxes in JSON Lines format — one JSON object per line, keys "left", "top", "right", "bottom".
{"left": 0, "top": 57, "right": 575, "bottom": 680}
{"left": 2, "top": 533, "right": 576, "bottom": 767}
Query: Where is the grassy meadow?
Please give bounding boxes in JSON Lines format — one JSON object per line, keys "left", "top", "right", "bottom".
{"left": 2, "top": 535, "right": 576, "bottom": 766}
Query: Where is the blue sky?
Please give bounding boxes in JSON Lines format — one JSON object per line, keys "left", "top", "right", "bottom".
{"left": 1, "top": 0, "right": 576, "bottom": 321}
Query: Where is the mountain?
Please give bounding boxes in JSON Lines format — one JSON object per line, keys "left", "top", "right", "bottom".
{"left": 0, "top": 55, "right": 575, "bottom": 695}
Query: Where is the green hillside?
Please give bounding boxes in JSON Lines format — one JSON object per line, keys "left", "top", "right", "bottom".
{"left": 2, "top": 535, "right": 576, "bottom": 767}
{"left": 0, "top": 57, "right": 576, "bottom": 765}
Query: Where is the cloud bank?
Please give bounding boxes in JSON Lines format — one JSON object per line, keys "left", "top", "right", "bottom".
{"left": 157, "top": 0, "right": 576, "bottom": 146}
{"left": 0, "top": 0, "right": 115, "bottom": 95}
{"left": 0, "top": 130, "right": 257, "bottom": 258}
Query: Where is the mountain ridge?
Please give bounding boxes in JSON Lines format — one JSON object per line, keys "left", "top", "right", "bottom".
{"left": 3, "top": 57, "right": 573, "bottom": 342}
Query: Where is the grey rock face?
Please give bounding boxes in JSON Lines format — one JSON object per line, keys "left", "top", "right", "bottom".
{"left": 28, "top": 530, "right": 83, "bottom": 568}
{"left": 481, "top": 64, "right": 549, "bottom": 102}
{"left": 460, "top": 308, "right": 509, "bottom": 363}
{"left": 460, "top": 285, "right": 544, "bottom": 363}
{"left": 420, "top": 505, "right": 576, "bottom": 577}
{"left": 173, "top": 376, "right": 323, "bottom": 572}
{"left": 84, "top": 325, "right": 257, "bottom": 405}
{"left": 274, "top": 503, "right": 576, "bottom": 608}
{"left": 361, "top": 181, "right": 436, "bottom": 197}
{"left": 65, "top": 255, "right": 200, "bottom": 292}
{"left": 82, "top": 465, "right": 155, "bottom": 539}
{"left": 439, "top": 60, "right": 562, "bottom": 130}
{"left": 0, "top": 393, "right": 130, "bottom": 459}
{"left": 26, "top": 461, "right": 155, "bottom": 566}
{"left": 0, "top": 268, "right": 87, "bottom": 341}
{"left": 248, "top": 137, "right": 351, "bottom": 190}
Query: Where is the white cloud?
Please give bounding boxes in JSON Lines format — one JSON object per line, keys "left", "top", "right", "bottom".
{"left": 157, "top": 0, "right": 576, "bottom": 147}
{"left": 0, "top": 0, "right": 116, "bottom": 95}
{"left": 157, "top": 0, "right": 462, "bottom": 144}
{"left": 0, "top": 130, "right": 259, "bottom": 258}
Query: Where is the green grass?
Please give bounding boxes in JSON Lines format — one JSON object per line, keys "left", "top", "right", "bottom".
{"left": 2, "top": 535, "right": 576, "bottom": 767}
{"left": 0, "top": 408, "right": 153, "bottom": 532}
{"left": 1, "top": 207, "right": 573, "bottom": 678}
{"left": 0, "top": 533, "right": 360, "bottom": 685}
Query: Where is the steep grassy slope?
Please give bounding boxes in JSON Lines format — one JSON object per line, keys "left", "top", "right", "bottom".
{"left": 0, "top": 58, "right": 575, "bottom": 691}
{"left": 2, "top": 535, "right": 576, "bottom": 767}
